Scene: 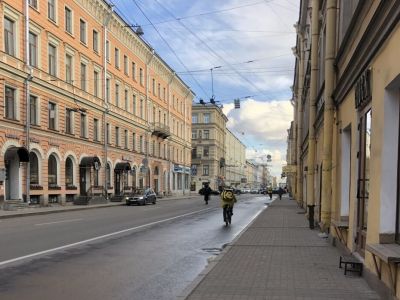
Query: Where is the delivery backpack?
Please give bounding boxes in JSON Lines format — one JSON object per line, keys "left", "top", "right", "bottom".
{"left": 222, "top": 190, "right": 234, "bottom": 202}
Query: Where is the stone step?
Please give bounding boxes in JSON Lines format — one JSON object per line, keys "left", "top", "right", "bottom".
{"left": 2, "top": 200, "right": 29, "bottom": 211}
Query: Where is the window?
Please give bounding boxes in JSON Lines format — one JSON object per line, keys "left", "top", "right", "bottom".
{"left": 29, "top": 152, "right": 39, "bottom": 184}
{"left": 93, "top": 30, "right": 98, "bottom": 52}
{"left": 139, "top": 68, "right": 143, "bottom": 85}
{"left": 65, "top": 54, "right": 73, "bottom": 84}
{"left": 29, "top": 0, "right": 38, "bottom": 9}
{"left": 203, "top": 165, "right": 209, "bottom": 176}
{"left": 124, "top": 89, "right": 128, "bottom": 111}
{"left": 106, "top": 163, "right": 111, "bottom": 187}
{"left": 29, "top": 32, "right": 38, "bottom": 67}
{"left": 132, "top": 94, "right": 136, "bottom": 115}
{"left": 191, "top": 164, "right": 197, "bottom": 176}
{"left": 48, "top": 154, "right": 58, "bottom": 185}
{"left": 93, "top": 118, "right": 99, "bottom": 141}
{"left": 106, "top": 123, "right": 110, "bottom": 144}
{"left": 163, "top": 87, "right": 166, "bottom": 101}
{"left": 191, "top": 148, "right": 197, "bottom": 159}
{"left": 4, "top": 17, "right": 15, "bottom": 56}
{"left": 114, "top": 48, "right": 119, "bottom": 68}
{"left": 140, "top": 135, "right": 143, "bottom": 152}
{"left": 203, "top": 147, "right": 209, "bottom": 157}
{"left": 115, "top": 126, "right": 119, "bottom": 146}
{"left": 192, "top": 130, "right": 197, "bottom": 139}
{"left": 192, "top": 114, "right": 198, "bottom": 123}
{"left": 132, "top": 62, "right": 136, "bottom": 80}
{"left": 48, "top": 44, "right": 57, "bottom": 76}
{"left": 5, "top": 86, "right": 16, "bottom": 120}
{"left": 79, "top": 19, "right": 86, "bottom": 44}
{"left": 48, "top": 102, "right": 56, "bottom": 129}
{"left": 65, "top": 108, "right": 73, "bottom": 134}
{"left": 93, "top": 70, "right": 99, "bottom": 97}
{"left": 65, "top": 157, "right": 74, "bottom": 186}
{"left": 65, "top": 7, "right": 72, "bottom": 34}
{"left": 106, "top": 78, "right": 110, "bottom": 101}
{"left": 115, "top": 84, "right": 119, "bottom": 106}
{"left": 124, "top": 55, "right": 128, "bottom": 75}
{"left": 204, "top": 130, "right": 209, "bottom": 139}
{"left": 48, "top": 0, "right": 56, "bottom": 22}
{"left": 80, "top": 113, "right": 86, "bottom": 137}
{"left": 152, "top": 79, "right": 156, "bottom": 95}
{"left": 132, "top": 133, "right": 136, "bottom": 151}
{"left": 124, "top": 129, "right": 128, "bottom": 148}
{"left": 30, "top": 95, "right": 38, "bottom": 125}
{"left": 80, "top": 63, "right": 86, "bottom": 91}
{"left": 106, "top": 40, "right": 110, "bottom": 61}
{"left": 158, "top": 83, "right": 161, "bottom": 98}
{"left": 203, "top": 113, "right": 210, "bottom": 123}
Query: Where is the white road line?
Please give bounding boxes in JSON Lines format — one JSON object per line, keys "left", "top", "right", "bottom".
{"left": 0, "top": 207, "right": 214, "bottom": 267}
{"left": 35, "top": 219, "right": 83, "bottom": 226}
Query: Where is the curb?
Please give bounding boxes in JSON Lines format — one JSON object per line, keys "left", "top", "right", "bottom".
{"left": 0, "top": 195, "right": 201, "bottom": 220}
{"left": 177, "top": 196, "right": 275, "bottom": 299}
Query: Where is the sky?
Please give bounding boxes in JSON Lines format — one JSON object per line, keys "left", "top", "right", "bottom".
{"left": 111, "top": 0, "right": 299, "bottom": 180}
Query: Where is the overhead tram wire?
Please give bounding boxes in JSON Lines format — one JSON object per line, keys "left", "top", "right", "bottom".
{"left": 152, "top": 0, "right": 273, "bottom": 100}
{"left": 139, "top": 0, "right": 270, "bottom": 27}
{"left": 131, "top": 0, "right": 210, "bottom": 99}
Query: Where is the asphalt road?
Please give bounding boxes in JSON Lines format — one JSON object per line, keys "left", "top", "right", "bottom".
{"left": 0, "top": 193, "right": 270, "bottom": 300}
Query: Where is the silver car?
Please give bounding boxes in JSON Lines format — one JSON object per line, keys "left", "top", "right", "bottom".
{"left": 126, "top": 188, "right": 157, "bottom": 206}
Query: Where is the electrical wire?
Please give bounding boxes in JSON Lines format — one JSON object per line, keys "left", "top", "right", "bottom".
{"left": 130, "top": 0, "right": 210, "bottom": 99}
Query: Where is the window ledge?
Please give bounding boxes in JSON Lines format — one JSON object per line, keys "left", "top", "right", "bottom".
{"left": 366, "top": 243, "right": 400, "bottom": 263}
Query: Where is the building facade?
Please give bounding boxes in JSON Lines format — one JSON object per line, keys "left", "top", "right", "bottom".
{"left": 224, "top": 128, "right": 246, "bottom": 188}
{"left": 191, "top": 103, "right": 227, "bottom": 191}
{"left": 291, "top": 0, "right": 400, "bottom": 297}
{"left": 0, "top": 0, "right": 193, "bottom": 206}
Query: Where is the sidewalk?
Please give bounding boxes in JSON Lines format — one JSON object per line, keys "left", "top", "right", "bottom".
{"left": 181, "top": 195, "right": 381, "bottom": 300}
{"left": 0, "top": 194, "right": 200, "bottom": 219}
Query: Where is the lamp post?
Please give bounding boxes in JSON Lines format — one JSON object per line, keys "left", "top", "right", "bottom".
{"left": 210, "top": 66, "right": 221, "bottom": 100}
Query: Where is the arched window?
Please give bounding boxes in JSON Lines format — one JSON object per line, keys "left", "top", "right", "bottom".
{"left": 30, "top": 152, "right": 39, "bottom": 184}
{"left": 154, "top": 166, "right": 159, "bottom": 175}
{"left": 48, "top": 154, "right": 58, "bottom": 185}
{"left": 106, "top": 163, "right": 111, "bottom": 187}
{"left": 65, "top": 157, "right": 73, "bottom": 186}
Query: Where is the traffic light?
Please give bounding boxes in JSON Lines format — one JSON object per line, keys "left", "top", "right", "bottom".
{"left": 234, "top": 98, "right": 240, "bottom": 109}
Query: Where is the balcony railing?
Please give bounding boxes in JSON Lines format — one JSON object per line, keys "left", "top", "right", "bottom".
{"left": 152, "top": 122, "right": 170, "bottom": 139}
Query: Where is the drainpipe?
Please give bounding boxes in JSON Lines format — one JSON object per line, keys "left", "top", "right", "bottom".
{"left": 145, "top": 50, "right": 155, "bottom": 187}
{"left": 24, "top": 0, "right": 32, "bottom": 204}
{"left": 103, "top": 5, "right": 113, "bottom": 199}
{"left": 306, "top": 0, "right": 320, "bottom": 229}
{"left": 296, "top": 33, "right": 305, "bottom": 208}
{"left": 321, "top": 0, "right": 337, "bottom": 231}
{"left": 167, "top": 72, "right": 174, "bottom": 195}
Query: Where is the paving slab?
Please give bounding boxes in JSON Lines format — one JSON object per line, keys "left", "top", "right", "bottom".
{"left": 183, "top": 196, "right": 381, "bottom": 300}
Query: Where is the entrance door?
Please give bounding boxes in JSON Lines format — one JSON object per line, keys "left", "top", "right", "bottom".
{"left": 5, "top": 153, "right": 20, "bottom": 200}
{"left": 115, "top": 172, "right": 121, "bottom": 195}
{"left": 79, "top": 167, "right": 87, "bottom": 196}
{"left": 356, "top": 109, "right": 371, "bottom": 256}
{"left": 154, "top": 179, "right": 158, "bottom": 194}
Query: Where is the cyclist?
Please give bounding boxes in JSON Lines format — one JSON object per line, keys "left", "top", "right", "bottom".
{"left": 221, "top": 187, "right": 237, "bottom": 226}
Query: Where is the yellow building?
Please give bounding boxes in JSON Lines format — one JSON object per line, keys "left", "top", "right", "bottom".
{"left": 225, "top": 129, "right": 246, "bottom": 188}
{"left": 0, "top": 0, "right": 193, "bottom": 207}
{"left": 191, "top": 102, "right": 227, "bottom": 191}
{"left": 291, "top": 0, "right": 400, "bottom": 297}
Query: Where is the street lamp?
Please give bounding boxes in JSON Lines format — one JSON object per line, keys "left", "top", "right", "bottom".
{"left": 210, "top": 66, "right": 222, "bottom": 100}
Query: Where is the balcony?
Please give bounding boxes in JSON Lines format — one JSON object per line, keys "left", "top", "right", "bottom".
{"left": 152, "top": 122, "right": 170, "bottom": 139}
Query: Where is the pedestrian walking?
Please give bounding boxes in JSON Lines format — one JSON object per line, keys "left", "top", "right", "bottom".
{"left": 278, "top": 187, "right": 285, "bottom": 200}
{"left": 268, "top": 187, "right": 273, "bottom": 200}
{"left": 202, "top": 183, "right": 212, "bottom": 205}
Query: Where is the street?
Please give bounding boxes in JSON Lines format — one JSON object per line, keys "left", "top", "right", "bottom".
{"left": 0, "top": 194, "right": 269, "bottom": 300}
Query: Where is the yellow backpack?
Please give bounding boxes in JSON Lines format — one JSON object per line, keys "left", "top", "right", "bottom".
{"left": 223, "top": 190, "right": 234, "bottom": 202}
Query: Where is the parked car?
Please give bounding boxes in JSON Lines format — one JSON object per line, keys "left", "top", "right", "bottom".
{"left": 126, "top": 188, "right": 157, "bottom": 206}
{"left": 250, "top": 188, "right": 259, "bottom": 194}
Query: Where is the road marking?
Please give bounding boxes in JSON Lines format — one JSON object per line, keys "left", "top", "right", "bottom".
{"left": 0, "top": 207, "right": 214, "bottom": 267}
{"left": 35, "top": 219, "right": 83, "bottom": 226}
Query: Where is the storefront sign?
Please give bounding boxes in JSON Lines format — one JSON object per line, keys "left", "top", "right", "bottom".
{"left": 355, "top": 69, "right": 372, "bottom": 110}
{"left": 174, "top": 164, "right": 191, "bottom": 173}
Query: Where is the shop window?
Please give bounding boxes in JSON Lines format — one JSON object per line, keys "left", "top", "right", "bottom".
{"left": 48, "top": 154, "right": 58, "bottom": 185}
{"left": 65, "top": 157, "right": 74, "bottom": 186}
{"left": 29, "top": 152, "right": 39, "bottom": 184}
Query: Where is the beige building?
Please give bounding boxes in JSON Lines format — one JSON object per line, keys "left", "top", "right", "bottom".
{"left": 0, "top": 0, "right": 193, "bottom": 207}
{"left": 291, "top": 0, "right": 400, "bottom": 298}
{"left": 191, "top": 103, "right": 227, "bottom": 191}
{"left": 225, "top": 129, "right": 246, "bottom": 188}
{"left": 245, "top": 160, "right": 257, "bottom": 188}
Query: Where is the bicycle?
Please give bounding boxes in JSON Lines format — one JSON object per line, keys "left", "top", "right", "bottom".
{"left": 223, "top": 204, "right": 233, "bottom": 226}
